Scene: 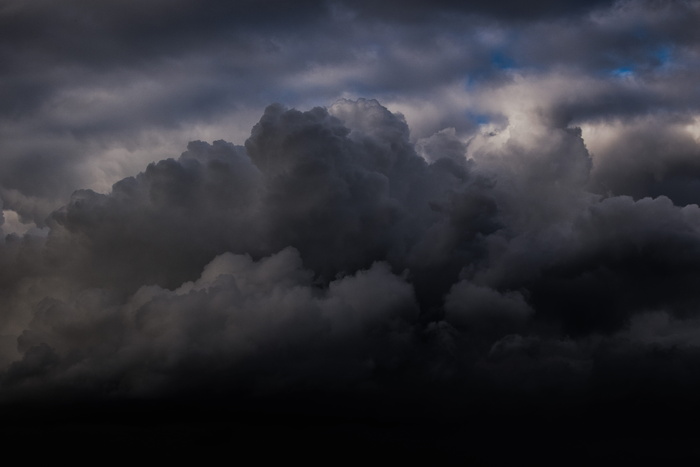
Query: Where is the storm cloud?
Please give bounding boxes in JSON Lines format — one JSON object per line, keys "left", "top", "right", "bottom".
{"left": 3, "top": 0, "right": 700, "bottom": 460}
{"left": 4, "top": 98, "right": 700, "bottom": 406}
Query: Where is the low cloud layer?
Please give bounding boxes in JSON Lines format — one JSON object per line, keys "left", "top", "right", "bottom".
{"left": 3, "top": 98, "right": 700, "bottom": 420}
{"left": 2, "top": 2, "right": 700, "bottom": 450}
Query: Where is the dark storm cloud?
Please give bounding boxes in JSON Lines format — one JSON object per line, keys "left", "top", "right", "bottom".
{"left": 3, "top": 248, "right": 417, "bottom": 401}
{"left": 35, "top": 99, "right": 495, "bottom": 308}
{"left": 3, "top": 1, "right": 700, "bottom": 452}
{"left": 0, "top": 101, "right": 450, "bottom": 403}
{"left": 4, "top": 98, "right": 700, "bottom": 415}
{"left": 524, "top": 196, "right": 700, "bottom": 335}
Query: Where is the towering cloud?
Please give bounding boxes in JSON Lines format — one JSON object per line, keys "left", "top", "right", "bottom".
{"left": 2, "top": 97, "right": 700, "bottom": 421}
{"left": 2, "top": 0, "right": 700, "bottom": 459}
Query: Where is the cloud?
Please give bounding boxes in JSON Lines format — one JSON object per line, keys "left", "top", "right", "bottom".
{"left": 2, "top": 96, "right": 700, "bottom": 416}
{"left": 2, "top": 0, "right": 698, "bottom": 214}
{"left": 444, "top": 281, "right": 533, "bottom": 335}
{"left": 3, "top": 247, "right": 417, "bottom": 401}
{"left": 3, "top": 2, "right": 700, "bottom": 448}
{"left": 585, "top": 114, "right": 700, "bottom": 204}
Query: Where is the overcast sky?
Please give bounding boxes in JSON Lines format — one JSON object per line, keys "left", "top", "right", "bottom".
{"left": 2, "top": 0, "right": 700, "bottom": 459}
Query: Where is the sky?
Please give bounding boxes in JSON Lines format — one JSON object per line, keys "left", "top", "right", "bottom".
{"left": 2, "top": 0, "right": 700, "bottom": 460}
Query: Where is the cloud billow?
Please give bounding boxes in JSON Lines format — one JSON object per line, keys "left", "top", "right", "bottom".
{"left": 3, "top": 95, "right": 700, "bottom": 439}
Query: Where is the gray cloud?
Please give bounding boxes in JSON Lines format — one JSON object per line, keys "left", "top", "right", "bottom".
{"left": 4, "top": 248, "right": 417, "bottom": 401}
{"left": 5, "top": 0, "right": 696, "bottom": 212}
{"left": 3, "top": 98, "right": 700, "bottom": 410}
{"left": 2, "top": 0, "right": 700, "bottom": 455}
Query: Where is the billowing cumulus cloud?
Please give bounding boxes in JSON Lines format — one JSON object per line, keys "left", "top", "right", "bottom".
{"left": 3, "top": 0, "right": 700, "bottom": 458}
{"left": 4, "top": 248, "right": 417, "bottom": 402}
{"left": 4, "top": 97, "right": 700, "bottom": 413}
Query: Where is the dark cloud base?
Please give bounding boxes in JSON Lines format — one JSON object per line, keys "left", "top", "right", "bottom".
{"left": 4, "top": 99, "right": 700, "bottom": 460}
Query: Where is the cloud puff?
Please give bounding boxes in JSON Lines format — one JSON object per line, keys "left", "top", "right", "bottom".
{"left": 0, "top": 100, "right": 487, "bottom": 404}
{"left": 4, "top": 247, "right": 417, "bottom": 402}
{"left": 444, "top": 281, "right": 533, "bottom": 335}
{"left": 2, "top": 97, "right": 700, "bottom": 419}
